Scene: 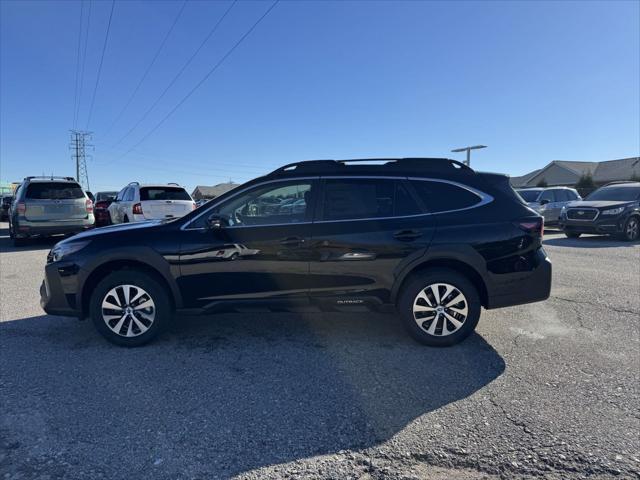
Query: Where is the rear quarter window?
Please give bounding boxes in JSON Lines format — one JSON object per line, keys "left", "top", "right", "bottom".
{"left": 140, "top": 187, "right": 191, "bottom": 201}
{"left": 410, "top": 180, "right": 483, "bottom": 213}
{"left": 26, "top": 182, "right": 84, "bottom": 200}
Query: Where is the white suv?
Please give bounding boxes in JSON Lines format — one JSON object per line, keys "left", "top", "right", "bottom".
{"left": 108, "top": 183, "right": 195, "bottom": 224}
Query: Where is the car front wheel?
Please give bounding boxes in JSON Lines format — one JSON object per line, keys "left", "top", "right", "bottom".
{"left": 619, "top": 216, "right": 639, "bottom": 242}
{"left": 89, "top": 270, "right": 171, "bottom": 346}
{"left": 565, "top": 231, "right": 581, "bottom": 239}
{"left": 399, "top": 269, "right": 481, "bottom": 347}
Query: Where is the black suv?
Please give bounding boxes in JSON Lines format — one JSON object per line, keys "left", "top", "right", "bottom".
{"left": 41, "top": 158, "right": 551, "bottom": 347}
{"left": 559, "top": 182, "right": 640, "bottom": 241}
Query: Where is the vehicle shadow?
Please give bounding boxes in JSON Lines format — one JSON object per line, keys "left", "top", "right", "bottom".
{"left": 543, "top": 234, "right": 639, "bottom": 248}
{"left": 0, "top": 225, "right": 62, "bottom": 253}
{"left": 0, "top": 312, "right": 504, "bottom": 478}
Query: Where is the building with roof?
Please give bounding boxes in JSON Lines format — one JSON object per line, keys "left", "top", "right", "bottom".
{"left": 191, "top": 182, "right": 239, "bottom": 201}
{"left": 510, "top": 157, "right": 640, "bottom": 188}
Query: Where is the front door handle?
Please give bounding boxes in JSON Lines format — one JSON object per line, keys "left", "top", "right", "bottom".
{"left": 280, "top": 236, "right": 304, "bottom": 247}
{"left": 394, "top": 230, "right": 422, "bottom": 241}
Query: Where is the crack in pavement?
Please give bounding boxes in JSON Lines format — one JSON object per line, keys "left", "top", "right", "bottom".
{"left": 551, "top": 295, "right": 639, "bottom": 315}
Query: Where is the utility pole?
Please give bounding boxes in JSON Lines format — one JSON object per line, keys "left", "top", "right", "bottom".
{"left": 451, "top": 145, "right": 487, "bottom": 167}
{"left": 69, "top": 130, "right": 93, "bottom": 191}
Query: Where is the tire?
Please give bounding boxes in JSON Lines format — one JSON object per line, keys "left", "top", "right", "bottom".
{"left": 13, "top": 237, "right": 27, "bottom": 247}
{"left": 398, "top": 268, "right": 481, "bottom": 347}
{"left": 89, "top": 270, "right": 171, "bottom": 347}
{"left": 565, "top": 231, "right": 581, "bottom": 239}
{"left": 123, "top": 215, "right": 130, "bottom": 223}
{"left": 619, "top": 216, "right": 640, "bottom": 242}
{"left": 230, "top": 252, "right": 239, "bottom": 261}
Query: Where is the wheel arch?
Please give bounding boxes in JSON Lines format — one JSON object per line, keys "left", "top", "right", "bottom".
{"left": 392, "top": 257, "right": 489, "bottom": 308}
{"left": 80, "top": 259, "right": 178, "bottom": 318}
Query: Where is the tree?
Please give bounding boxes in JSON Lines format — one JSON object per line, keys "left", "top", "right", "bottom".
{"left": 536, "top": 178, "right": 548, "bottom": 188}
{"left": 575, "top": 172, "right": 595, "bottom": 190}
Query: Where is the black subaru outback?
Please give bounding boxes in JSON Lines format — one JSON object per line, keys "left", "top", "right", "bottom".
{"left": 41, "top": 158, "right": 551, "bottom": 347}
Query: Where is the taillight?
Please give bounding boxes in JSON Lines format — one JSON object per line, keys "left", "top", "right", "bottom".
{"left": 86, "top": 199, "right": 94, "bottom": 213}
{"left": 16, "top": 202, "right": 26, "bottom": 214}
{"left": 192, "top": 202, "right": 197, "bottom": 210}
{"left": 515, "top": 217, "right": 544, "bottom": 237}
{"left": 132, "top": 203, "right": 143, "bottom": 215}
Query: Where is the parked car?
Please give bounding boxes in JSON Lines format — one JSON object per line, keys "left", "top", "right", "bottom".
{"left": 559, "top": 181, "right": 640, "bottom": 241}
{"left": 41, "top": 158, "right": 551, "bottom": 347}
{"left": 9, "top": 176, "right": 94, "bottom": 246}
{"left": 1, "top": 195, "right": 13, "bottom": 221}
{"left": 93, "top": 191, "right": 118, "bottom": 227}
{"left": 516, "top": 187, "right": 581, "bottom": 226}
{"left": 108, "top": 183, "right": 195, "bottom": 224}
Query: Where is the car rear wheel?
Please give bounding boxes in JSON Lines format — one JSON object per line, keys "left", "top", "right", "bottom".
{"left": 89, "top": 270, "right": 171, "bottom": 347}
{"left": 398, "top": 269, "right": 481, "bottom": 347}
{"left": 565, "top": 231, "right": 581, "bottom": 239}
{"left": 619, "top": 216, "right": 639, "bottom": 242}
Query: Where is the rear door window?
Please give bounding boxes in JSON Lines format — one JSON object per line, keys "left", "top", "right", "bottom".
{"left": 321, "top": 178, "right": 421, "bottom": 221}
{"left": 26, "top": 182, "right": 84, "bottom": 200}
{"left": 124, "top": 188, "right": 135, "bottom": 202}
{"left": 538, "top": 190, "right": 555, "bottom": 203}
{"left": 140, "top": 187, "right": 191, "bottom": 201}
{"left": 410, "top": 180, "right": 483, "bottom": 213}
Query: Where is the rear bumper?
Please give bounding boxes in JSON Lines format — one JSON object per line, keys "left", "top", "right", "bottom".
{"left": 485, "top": 248, "right": 552, "bottom": 309}
{"left": 14, "top": 217, "right": 94, "bottom": 238}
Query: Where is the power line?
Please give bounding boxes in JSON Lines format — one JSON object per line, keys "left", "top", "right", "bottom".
{"left": 72, "top": 0, "right": 85, "bottom": 128}
{"left": 116, "top": 0, "right": 279, "bottom": 161}
{"left": 109, "top": 0, "right": 237, "bottom": 149}
{"left": 103, "top": 0, "right": 189, "bottom": 136}
{"left": 85, "top": 0, "right": 116, "bottom": 130}
{"left": 74, "top": 0, "right": 92, "bottom": 127}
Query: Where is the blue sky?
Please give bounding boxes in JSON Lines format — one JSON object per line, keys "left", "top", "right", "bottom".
{"left": 1, "top": 0, "right": 638, "bottom": 193}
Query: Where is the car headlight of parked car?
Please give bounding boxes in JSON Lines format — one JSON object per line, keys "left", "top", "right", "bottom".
{"left": 50, "top": 240, "right": 91, "bottom": 262}
{"left": 601, "top": 207, "right": 625, "bottom": 216}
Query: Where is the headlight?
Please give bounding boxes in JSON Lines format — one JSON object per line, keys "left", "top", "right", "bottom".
{"left": 602, "top": 207, "right": 625, "bottom": 216}
{"left": 560, "top": 206, "right": 567, "bottom": 217}
{"left": 50, "top": 240, "right": 91, "bottom": 262}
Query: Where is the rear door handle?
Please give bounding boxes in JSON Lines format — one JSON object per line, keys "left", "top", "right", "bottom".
{"left": 394, "top": 230, "right": 422, "bottom": 241}
{"left": 280, "top": 236, "right": 304, "bottom": 246}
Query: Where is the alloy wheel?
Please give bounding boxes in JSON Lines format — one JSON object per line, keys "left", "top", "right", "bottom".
{"left": 626, "top": 217, "right": 639, "bottom": 240}
{"left": 101, "top": 284, "right": 155, "bottom": 337}
{"left": 413, "top": 283, "right": 468, "bottom": 336}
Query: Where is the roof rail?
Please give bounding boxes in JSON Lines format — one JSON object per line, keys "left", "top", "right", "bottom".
{"left": 268, "top": 158, "right": 473, "bottom": 176}
{"left": 24, "top": 176, "right": 76, "bottom": 181}
{"left": 603, "top": 180, "right": 639, "bottom": 186}
{"left": 167, "top": 182, "right": 180, "bottom": 186}
{"left": 127, "top": 181, "right": 140, "bottom": 186}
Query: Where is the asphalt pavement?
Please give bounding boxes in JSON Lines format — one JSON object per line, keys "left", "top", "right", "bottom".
{"left": 0, "top": 222, "right": 638, "bottom": 479}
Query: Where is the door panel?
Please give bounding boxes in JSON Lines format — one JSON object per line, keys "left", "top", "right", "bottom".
{"left": 307, "top": 178, "right": 435, "bottom": 302}
{"left": 177, "top": 225, "right": 314, "bottom": 308}
{"left": 177, "top": 179, "right": 317, "bottom": 308}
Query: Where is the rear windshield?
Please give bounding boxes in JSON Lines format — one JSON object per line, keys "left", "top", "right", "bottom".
{"left": 26, "top": 182, "right": 84, "bottom": 200}
{"left": 140, "top": 187, "right": 191, "bottom": 201}
{"left": 516, "top": 190, "right": 542, "bottom": 202}
{"left": 96, "top": 191, "right": 118, "bottom": 201}
{"left": 586, "top": 186, "right": 640, "bottom": 202}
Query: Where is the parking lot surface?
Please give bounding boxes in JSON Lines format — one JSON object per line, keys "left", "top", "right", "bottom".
{"left": 1, "top": 222, "right": 638, "bottom": 479}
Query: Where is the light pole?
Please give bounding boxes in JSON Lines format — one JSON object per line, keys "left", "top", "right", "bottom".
{"left": 451, "top": 145, "right": 487, "bottom": 167}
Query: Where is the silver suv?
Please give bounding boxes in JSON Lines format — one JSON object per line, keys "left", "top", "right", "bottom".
{"left": 516, "top": 186, "right": 581, "bottom": 226}
{"left": 9, "top": 177, "right": 94, "bottom": 246}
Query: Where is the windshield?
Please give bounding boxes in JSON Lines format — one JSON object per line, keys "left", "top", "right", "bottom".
{"left": 140, "top": 187, "right": 191, "bottom": 201}
{"left": 26, "top": 182, "right": 84, "bottom": 200}
{"left": 96, "top": 191, "right": 118, "bottom": 201}
{"left": 586, "top": 186, "right": 640, "bottom": 202}
{"left": 516, "top": 189, "right": 542, "bottom": 202}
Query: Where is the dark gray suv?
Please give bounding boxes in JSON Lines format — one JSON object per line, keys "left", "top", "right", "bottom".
{"left": 9, "top": 177, "right": 94, "bottom": 246}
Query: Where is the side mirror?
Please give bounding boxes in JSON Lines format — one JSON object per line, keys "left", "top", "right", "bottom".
{"left": 206, "top": 213, "right": 230, "bottom": 229}
{"left": 539, "top": 199, "right": 550, "bottom": 205}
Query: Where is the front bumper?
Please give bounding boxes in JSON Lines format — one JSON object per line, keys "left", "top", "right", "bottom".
{"left": 559, "top": 215, "right": 626, "bottom": 235}
{"left": 40, "top": 261, "right": 81, "bottom": 317}
{"left": 486, "top": 247, "right": 552, "bottom": 309}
